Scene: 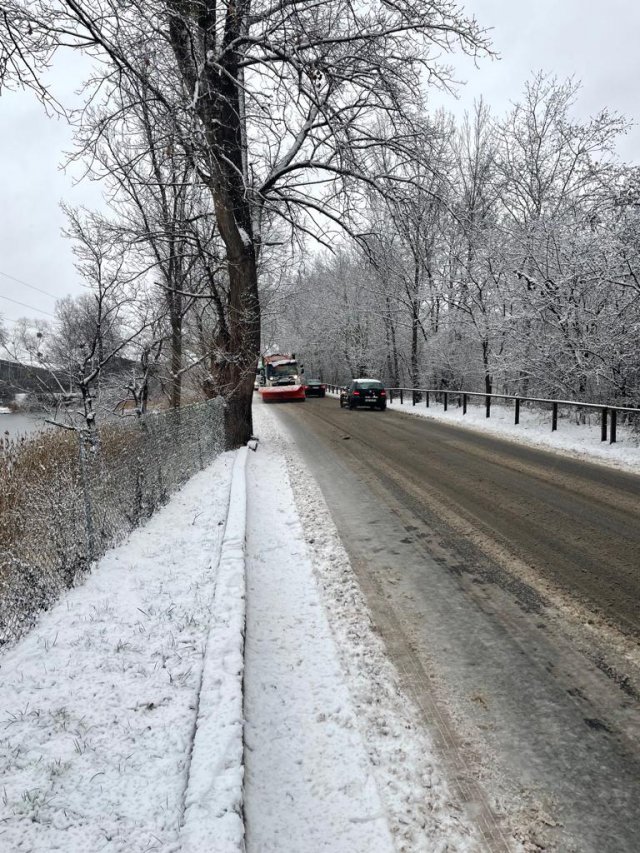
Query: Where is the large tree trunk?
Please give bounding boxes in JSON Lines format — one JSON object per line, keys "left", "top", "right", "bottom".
{"left": 410, "top": 265, "right": 420, "bottom": 388}
{"left": 410, "top": 299, "right": 420, "bottom": 389}
{"left": 168, "top": 1, "right": 261, "bottom": 447}
{"left": 481, "top": 338, "right": 493, "bottom": 395}
{"left": 221, "top": 248, "right": 260, "bottom": 448}
{"left": 384, "top": 298, "right": 400, "bottom": 388}
{"left": 170, "top": 311, "right": 182, "bottom": 409}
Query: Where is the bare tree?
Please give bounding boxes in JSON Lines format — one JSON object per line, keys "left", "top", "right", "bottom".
{"left": 1, "top": 0, "right": 490, "bottom": 444}
{"left": 37, "top": 208, "right": 153, "bottom": 428}
{"left": 444, "top": 100, "right": 506, "bottom": 394}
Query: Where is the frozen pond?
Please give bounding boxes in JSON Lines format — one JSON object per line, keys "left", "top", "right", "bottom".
{"left": 0, "top": 411, "right": 50, "bottom": 440}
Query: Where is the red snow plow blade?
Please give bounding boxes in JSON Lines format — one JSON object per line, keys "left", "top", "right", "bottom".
{"left": 259, "top": 384, "right": 306, "bottom": 402}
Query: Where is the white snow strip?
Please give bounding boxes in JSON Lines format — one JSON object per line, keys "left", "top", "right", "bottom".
{"left": 0, "top": 453, "right": 235, "bottom": 853}
{"left": 250, "top": 403, "right": 481, "bottom": 852}
{"left": 243, "top": 424, "right": 396, "bottom": 853}
{"left": 237, "top": 226, "right": 252, "bottom": 248}
{"left": 181, "top": 447, "right": 248, "bottom": 853}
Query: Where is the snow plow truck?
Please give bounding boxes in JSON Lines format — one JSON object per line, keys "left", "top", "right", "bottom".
{"left": 257, "top": 353, "right": 305, "bottom": 402}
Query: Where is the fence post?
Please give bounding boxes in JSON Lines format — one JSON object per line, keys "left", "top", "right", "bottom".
{"left": 400, "top": 389, "right": 404, "bottom": 405}
{"left": 515, "top": 397, "right": 520, "bottom": 425}
{"left": 426, "top": 391, "right": 429, "bottom": 408}
{"left": 78, "top": 434, "right": 96, "bottom": 564}
{"left": 463, "top": 393, "right": 467, "bottom": 414}
{"left": 610, "top": 409, "right": 617, "bottom": 444}
{"left": 485, "top": 395, "right": 491, "bottom": 418}
{"left": 552, "top": 402, "right": 558, "bottom": 432}
{"left": 601, "top": 408, "right": 608, "bottom": 442}
{"left": 443, "top": 391, "right": 448, "bottom": 411}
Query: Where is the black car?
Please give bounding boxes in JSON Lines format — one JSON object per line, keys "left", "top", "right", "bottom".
{"left": 304, "top": 378, "right": 326, "bottom": 397}
{"left": 340, "top": 378, "right": 387, "bottom": 410}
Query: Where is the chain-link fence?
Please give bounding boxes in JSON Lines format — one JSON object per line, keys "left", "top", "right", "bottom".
{"left": 0, "top": 398, "right": 226, "bottom": 647}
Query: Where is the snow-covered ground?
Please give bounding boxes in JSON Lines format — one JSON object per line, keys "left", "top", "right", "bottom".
{"left": 367, "top": 392, "right": 640, "bottom": 474}
{"left": 244, "top": 417, "right": 396, "bottom": 853}
{"left": 0, "top": 404, "right": 481, "bottom": 852}
{"left": 3, "top": 388, "right": 635, "bottom": 851}
{"left": 245, "top": 404, "right": 478, "bottom": 852}
{"left": 0, "top": 452, "right": 237, "bottom": 851}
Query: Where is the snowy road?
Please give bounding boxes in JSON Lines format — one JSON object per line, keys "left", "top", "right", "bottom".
{"left": 270, "top": 397, "right": 640, "bottom": 853}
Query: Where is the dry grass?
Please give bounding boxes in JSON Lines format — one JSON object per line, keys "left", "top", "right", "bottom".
{"left": 0, "top": 430, "right": 83, "bottom": 573}
{"left": 0, "top": 399, "right": 225, "bottom": 647}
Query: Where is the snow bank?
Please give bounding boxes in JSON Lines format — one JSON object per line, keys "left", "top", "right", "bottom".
{"left": 0, "top": 453, "right": 235, "bottom": 852}
{"left": 181, "top": 447, "right": 249, "bottom": 853}
{"left": 244, "top": 425, "right": 395, "bottom": 852}
{"left": 248, "top": 404, "right": 481, "bottom": 852}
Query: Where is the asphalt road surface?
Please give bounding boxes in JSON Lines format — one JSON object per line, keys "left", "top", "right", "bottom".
{"left": 268, "top": 396, "right": 640, "bottom": 853}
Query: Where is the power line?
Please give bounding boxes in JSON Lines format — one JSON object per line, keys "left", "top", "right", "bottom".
{"left": 1, "top": 315, "right": 47, "bottom": 327}
{"left": 0, "top": 293, "right": 56, "bottom": 317}
{"left": 0, "top": 269, "right": 58, "bottom": 300}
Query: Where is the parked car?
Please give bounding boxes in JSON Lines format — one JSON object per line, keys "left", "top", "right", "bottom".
{"left": 304, "top": 378, "right": 326, "bottom": 397}
{"left": 340, "top": 378, "right": 387, "bottom": 410}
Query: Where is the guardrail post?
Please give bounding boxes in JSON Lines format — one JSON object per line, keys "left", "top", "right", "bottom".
{"left": 515, "top": 397, "right": 520, "bottom": 425}
{"left": 426, "top": 391, "right": 429, "bottom": 408}
{"left": 552, "top": 401, "right": 558, "bottom": 432}
{"left": 444, "top": 391, "right": 448, "bottom": 411}
{"left": 463, "top": 393, "right": 467, "bottom": 414}
{"left": 610, "top": 409, "right": 617, "bottom": 444}
{"left": 389, "top": 388, "right": 394, "bottom": 403}
{"left": 412, "top": 389, "right": 416, "bottom": 406}
{"left": 485, "top": 395, "right": 491, "bottom": 418}
{"left": 601, "top": 407, "right": 608, "bottom": 442}
{"left": 400, "top": 389, "right": 403, "bottom": 405}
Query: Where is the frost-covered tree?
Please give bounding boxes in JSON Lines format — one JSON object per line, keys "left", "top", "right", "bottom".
{"left": 0, "top": 0, "right": 490, "bottom": 444}
{"left": 282, "top": 74, "right": 640, "bottom": 405}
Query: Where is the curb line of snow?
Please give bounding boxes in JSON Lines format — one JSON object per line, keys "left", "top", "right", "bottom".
{"left": 181, "top": 446, "right": 248, "bottom": 853}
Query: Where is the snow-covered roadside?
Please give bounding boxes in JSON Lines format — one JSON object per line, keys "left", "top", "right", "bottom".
{"left": 247, "top": 403, "right": 480, "bottom": 853}
{"left": 181, "top": 447, "right": 248, "bottom": 852}
{"left": 244, "top": 420, "right": 395, "bottom": 853}
{"left": 329, "top": 391, "right": 640, "bottom": 474}
{"left": 0, "top": 452, "right": 236, "bottom": 852}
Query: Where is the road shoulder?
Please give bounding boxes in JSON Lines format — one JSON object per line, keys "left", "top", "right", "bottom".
{"left": 245, "top": 401, "right": 480, "bottom": 852}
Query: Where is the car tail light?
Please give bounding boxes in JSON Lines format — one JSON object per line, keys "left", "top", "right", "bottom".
{"left": 380, "top": 390, "right": 386, "bottom": 396}
{"left": 321, "top": 385, "right": 325, "bottom": 390}
{"left": 352, "top": 390, "right": 360, "bottom": 396}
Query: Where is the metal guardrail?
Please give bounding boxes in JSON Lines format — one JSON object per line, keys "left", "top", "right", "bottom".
{"left": 325, "top": 385, "right": 640, "bottom": 444}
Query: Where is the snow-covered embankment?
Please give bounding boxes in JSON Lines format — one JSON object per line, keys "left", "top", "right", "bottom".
{"left": 181, "top": 446, "right": 249, "bottom": 852}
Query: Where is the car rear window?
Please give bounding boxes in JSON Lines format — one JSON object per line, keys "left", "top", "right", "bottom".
{"left": 356, "top": 380, "right": 383, "bottom": 389}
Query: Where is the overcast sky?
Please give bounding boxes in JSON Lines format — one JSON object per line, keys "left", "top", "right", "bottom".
{"left": 1, "top": 0, "right": 639, "bottom": 336}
